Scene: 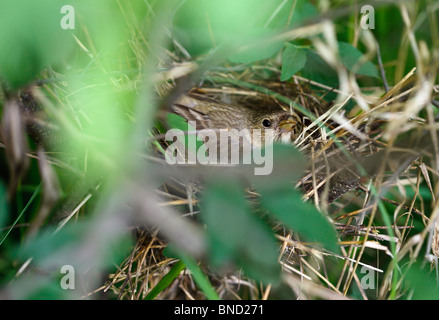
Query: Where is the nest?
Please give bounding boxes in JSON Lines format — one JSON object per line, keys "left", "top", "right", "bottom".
{"left": 96, "top": 61, "right": 435, "bottom": 299}
{"left": 4, "top": 42, "right": 437, "bottom": 302}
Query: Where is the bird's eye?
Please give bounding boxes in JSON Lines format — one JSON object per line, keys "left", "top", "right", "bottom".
{"left": 262, "top": 119, "right": 272, "bottom": 128}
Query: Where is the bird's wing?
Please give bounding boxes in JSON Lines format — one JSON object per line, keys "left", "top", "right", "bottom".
{"left": 172, "top": 93, "right": 242, "bottom": 129}
{"left": 171, "top": 94, "right": 255, "bottom": 163}
{"left": 171, "top": 103, "right": 214, "bottom": 131}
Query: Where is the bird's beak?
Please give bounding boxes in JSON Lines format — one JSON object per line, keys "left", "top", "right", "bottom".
{"left": 278, "top": 118, "right": 297, "bottom": 132}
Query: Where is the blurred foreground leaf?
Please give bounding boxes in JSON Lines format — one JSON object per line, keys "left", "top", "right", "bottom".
{"left": 405, "top": 262, "right": 439, "bottom": 299}
{"left": 0, "top": 0, "right": 76, "bottom": 88}
{"left": 289, "top": 0, "right": 318, "bottom": 27}
{"left": 302, "top": 50, "right": 339, "bottom": 88}
{"left": 172, "top": 0, "right": 294, "bottom": 63}
{"left": 260, "top": 188, "right": 339, "bottom": 253}
{"left": 202, "top": 179, "right": 280, "bottom": 284}
{"left": 252, "top": 144, "right": 339, "bottom": 253}
{"left": 228, "top": 37, "right": 284, "bottom": 64}
{"left": 249, "top": 144, "right": 306, "bottom": 191}
{"left": 14, "top": 220, "right": 132, "bottom": 272}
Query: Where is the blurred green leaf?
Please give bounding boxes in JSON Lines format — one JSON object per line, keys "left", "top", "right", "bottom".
{"left": 290, "top": 0, "right": 318, "bottom": 27}
{"left": 202, "top": 178, "right": 280, "bottom": 284}
{"left": 0, "top": 0, "right": 76, "bottom": 88}
{"left": 338, "top": 42, "right": 379, "bottom": 78}
{"left": 172, "top": 0, "right": 293, "bottom": 62}
{"left": 14, "top": 220, "right": 133, "bottom": 271}
{"left": 405, "top": 262, "right": 439, "bottom": 300}
{"left": 281, "top": 44, "right": 307, "bottom": 81}
{"left": 248, "top": 143, "right": 307, "bottom": 191}
{"left": 250, "top": 144, "right": 339, "bottom": 253}
{"left": 302, "top": 50, "right": 339, "bottom": 88}
{"left": 228, "top": 36, "right": 284, "bottom": 64}
{"left": 26, "top": 277, "right": 73, "bottom": 300}
{"left": 260, "top": 188, "right": 339, "bottom": 253}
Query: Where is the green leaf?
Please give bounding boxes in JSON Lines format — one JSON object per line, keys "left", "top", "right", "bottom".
{"left": 302, "top": 43, "right": 379, "bottom": 88}
{"left": 405, "top": 262, "right": 439, "bottom": 299}
{"left": 281, "top": 44, "right": 307, "bottom": 81}
{"left": 289, "top": 1, "right": 318, "bottom": 27}
{"left": 179, "top": 254, "right": 220, "bottom": 300}
{"left": 161, "top": 248, "right": 220, "bottom": 300}
{"left": 202, "top": 178, "right": 280, "bottom": 284}
{"left": 247, "top": 143, "right": 307, "bottom": 191}
{"left": 338, "top": 42, "right": 379, "bottom": 78}
{"left": 0, "top": 0, "right": 76, "bottom": 88}
{"left": 167, "top": 113, "right": 192, "bottom": 132}
{"left": 145, "top": 260, "right": 186, "bottom": 300}
{"left": 260, "top": 188, "right": 340, "bottom": 253}
{"left": 301, "top": 50, "right": 339, "bottom": 88}
{"left": 250, "top": 144, "right": 339, "bottom": 253}
{"left": 14, "top": 220, "right": 132, "bottom": 269}
{"left": 173, "top": 0, "right": 293, "bottom": 62}
{"left": 166, "top": 113, "right": 204, "bottom": 152}
{"left": 229, "top": 38, "right": 284, "bottom": 64}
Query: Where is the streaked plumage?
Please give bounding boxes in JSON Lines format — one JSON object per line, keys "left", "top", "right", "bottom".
{"left": 172, "top": 93, "right": 302, "bottom": 147}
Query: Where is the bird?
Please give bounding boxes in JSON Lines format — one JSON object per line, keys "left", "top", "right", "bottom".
{"left": 171, "top": 92, "right": 303, "bottom": 149}
{"left": 169, "top": 93, "right": 437, "bottom": 204}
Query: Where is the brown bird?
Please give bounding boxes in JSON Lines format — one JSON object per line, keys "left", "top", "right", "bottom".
{"left": 172, "top": 93, "right": 303, "bottom": 148}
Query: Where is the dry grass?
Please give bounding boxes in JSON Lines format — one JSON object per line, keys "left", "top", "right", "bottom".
{"left": 87, "top": 57, "right": 437, "bottom": 299}
{"left": 85, "top": 5, "right": 439, "bottom": 297}
{"left": 1, "top": 1, "right": 439, "bottom": 300}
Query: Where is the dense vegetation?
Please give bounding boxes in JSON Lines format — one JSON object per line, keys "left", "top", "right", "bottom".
{"left": 0, "top": 0, "right": 438, "bottom": 300}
